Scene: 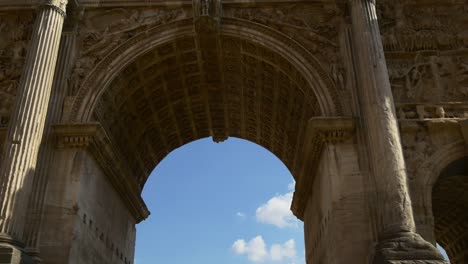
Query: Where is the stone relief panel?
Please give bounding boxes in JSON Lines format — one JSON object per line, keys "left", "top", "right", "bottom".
{"left": 378, "top": 2, "right": 468, "bottom": 53}
{"left": 223, "top": 3, "right": 346, "bottom": 92}
{"left": 389, "top": 55, "right": 468, "bottom": 103}
{"left": 0, "top": 12, "right": 34, "bottom": 127}
{"left": 400, "top": 120, "right": 464, "bottom": 181}
{"left": 379, "top": 1, "right": 468, "bottom": 104}
{"left": 70, "top": 7, "right": 191, "bottom": 95}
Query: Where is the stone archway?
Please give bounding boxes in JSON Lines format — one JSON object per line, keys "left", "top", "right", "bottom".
{"left": 68, "top": 17, "right": 340, "bottom": 189}
{"left": 68, "top": 17, "right": 341, "bottom": 124}
{"left": 0, "top": 1, "right": 463, "bottom": 264}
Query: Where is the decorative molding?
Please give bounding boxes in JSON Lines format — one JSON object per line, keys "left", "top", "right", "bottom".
{"left": 291, "top": 117, "right": 355, "bottom": 220}
{"left": 52, "top": 123, "right": 150, "bottom": 223}
{"left": 52, "top": 123, "right": 98, "bottom": 148}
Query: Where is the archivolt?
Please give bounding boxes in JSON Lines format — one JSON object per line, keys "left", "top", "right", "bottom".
{"left": 69, "top": 18, "right": 340, "bottom": 122}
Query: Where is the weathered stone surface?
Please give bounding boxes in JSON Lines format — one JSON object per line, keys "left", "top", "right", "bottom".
{"left": 0, "top": 0, "right": 466, "bottom": 264}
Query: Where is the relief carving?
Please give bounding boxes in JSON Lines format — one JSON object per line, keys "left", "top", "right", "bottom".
{"left": 223, "top": 4, "right": 344, "bottom": 83}
{"left": 379, "top": 2, "right": 468, "bottom": 52}
{"left": 70, "top": 7, "right": 190, "bottom": 95}
{"left": 401, "top": 123, "right": 436, "bottom": 179}
{"left": 0, "top": 13, "right": 34, "bottom": 126}
{"left": 389, "top": 55, "right": 468, "bottom": 103}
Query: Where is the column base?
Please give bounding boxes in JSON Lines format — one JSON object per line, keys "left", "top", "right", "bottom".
{"left": 373, "top": 232, "right": 448, "bottom": 264}
{"left": 0, "top": 239, "right": 34, "bottom": 264}
{"left": 0, "top": 244, "right": 34, "bottom": 264}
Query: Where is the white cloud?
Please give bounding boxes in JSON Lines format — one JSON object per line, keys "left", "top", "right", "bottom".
{"left": 287, "top": 181, "right": 295, "bottom": 191}
{"left": 232, "top": 236, "right": 268, "bottom": 262}
{"left": 256, "top": 191, "right": 297, "bottom": 228}
{"left": 232, "top": 236, "right": 297, "bottom": 263}
{"left": 236, "top": 212, "right": 246, "bottom": 219}
{"left": 270, "top": 239, "right": 296, "bottom": 261}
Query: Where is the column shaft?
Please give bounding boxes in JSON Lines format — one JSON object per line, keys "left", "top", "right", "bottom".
{"left": 0, "top": 1, "right": 66, "bottom": 244}
{"left": 348, "top": 0, "right": 414, "bottom": 234}
{"left": 348, "top": 0, "right": 446, "bottom": 262}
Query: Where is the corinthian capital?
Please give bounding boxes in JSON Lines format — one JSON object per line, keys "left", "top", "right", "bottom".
{"left": 41, "top": 0, "right": 67, "bottom": 16}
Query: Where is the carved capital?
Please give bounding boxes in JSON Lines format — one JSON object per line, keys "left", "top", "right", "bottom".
{"left": 41, "top": 0, "right": 67, "bottom": 16}
{"left": 291, "top": 117, "right": 355, "bottom": 220}
{"left": 52, "top": 123, "right": 99, "bottom": 149}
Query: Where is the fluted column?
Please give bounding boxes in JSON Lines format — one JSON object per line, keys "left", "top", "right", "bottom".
{"left": 0, "top": 0, "right": 67, "bottom": 249}
{"left": 347, "top": 0, "right": 446, "bottom": 262}
{"left": 23, "top": 32, "right": 76, "bottom": 260}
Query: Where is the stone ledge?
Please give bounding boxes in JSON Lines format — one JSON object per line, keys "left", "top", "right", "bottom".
{"left": 291, "top": 117, "right": 355, "bottom": 220}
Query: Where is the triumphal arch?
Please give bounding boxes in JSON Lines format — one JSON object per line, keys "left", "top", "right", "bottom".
{"left": 0, "top": 0, "right": 467, "bottom": 263}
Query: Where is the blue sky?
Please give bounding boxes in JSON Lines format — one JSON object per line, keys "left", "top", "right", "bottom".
{"left": 135, "top": 137, "right": 305, "bottom": 264}
{"left": 134, "top": 137, "right": 449, "bottom": 263}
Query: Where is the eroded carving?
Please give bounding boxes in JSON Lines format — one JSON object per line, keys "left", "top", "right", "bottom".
{"left": 223, "top": 4, "right": 345, "bottom": 89}
{"left": 70, "top": 7, "right": 191, "bottom": 95}
{"left": 0, "top": 12, "right": 34, "bottom": 127}
{"left": 388, "top": 55, "right": 468, "bottom": 103}
{"left": 379, "top": 2, "right": 468, "bottom": 52}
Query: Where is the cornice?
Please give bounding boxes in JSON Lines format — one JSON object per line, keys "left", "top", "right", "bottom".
{"left": 52, "top": 122, "right": 98, "bottom": 148}
{"left": 52, "top": 122, "right": 150, "bottom": 223}
{"left": 291, "top": 117, "right": 355, "bottom": 220}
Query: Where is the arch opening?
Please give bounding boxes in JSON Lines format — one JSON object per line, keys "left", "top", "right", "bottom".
{"left": 432, "top": 156, "right": 468, "bottom": 263}
{"left": 135, "top": 137, "right": 305, "bottom": 264}
{"left": 91, "top": 32, "right": 322, "bottom": 188}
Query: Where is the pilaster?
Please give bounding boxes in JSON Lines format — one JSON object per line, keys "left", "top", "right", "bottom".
{"left": 347, "top": 0, "right": 446, "bottom": 262}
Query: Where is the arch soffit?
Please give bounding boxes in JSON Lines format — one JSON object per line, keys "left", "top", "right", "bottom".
{"left": 69, "top": 17, "right": 340, "bottom": 123}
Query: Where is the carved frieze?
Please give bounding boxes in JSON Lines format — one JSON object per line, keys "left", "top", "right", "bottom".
{"left": 379, "top": 2, "right": 468, "bottom": 105}
{"left": 388, "top": 54, "right": 468, "bottom": 103}
{"left": 0, "top": 12, "right": 34, "bottom": 127}
{"left": 378, "top": 2, "right": 468, "bottom": 52}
